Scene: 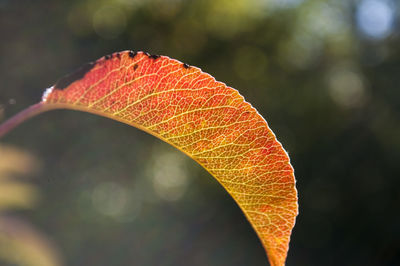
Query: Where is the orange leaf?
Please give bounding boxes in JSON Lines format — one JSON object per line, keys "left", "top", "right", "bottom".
{"left": 5, "top": 51, "right": 298, "bottom": 265}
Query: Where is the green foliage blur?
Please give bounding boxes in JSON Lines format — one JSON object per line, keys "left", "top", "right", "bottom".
{"left": 0, "top": 0, "right": 399, "bottom": 265}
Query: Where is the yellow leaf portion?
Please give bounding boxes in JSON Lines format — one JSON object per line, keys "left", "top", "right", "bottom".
{"left": 43, "top": 51, "right": 298, "bottom": 265}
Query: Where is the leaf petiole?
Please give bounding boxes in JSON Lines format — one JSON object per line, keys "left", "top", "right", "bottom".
{"left": 0, "top": 102, "right": 53, "bottom": 138}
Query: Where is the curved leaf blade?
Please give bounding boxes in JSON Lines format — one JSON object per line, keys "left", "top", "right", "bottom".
{"left": 43, "top": 51, "right": 298, "bottom": 266}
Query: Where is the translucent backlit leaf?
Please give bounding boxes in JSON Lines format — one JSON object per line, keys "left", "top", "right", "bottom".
{"left": 1, "top": 51, "right": 298, "bottom": 265}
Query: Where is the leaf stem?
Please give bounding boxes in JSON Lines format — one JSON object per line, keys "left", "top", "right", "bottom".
{"left": 0, "top": 102, "right": 52, "bottom": 138}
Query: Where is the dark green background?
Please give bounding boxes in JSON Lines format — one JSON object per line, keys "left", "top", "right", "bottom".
{"left": 1, "top": 0, "right": 399, "bottom": 265}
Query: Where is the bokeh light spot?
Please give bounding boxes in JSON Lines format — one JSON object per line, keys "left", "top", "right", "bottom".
{"left": 279, "top": 33, "right": 322, "bottom": 69}
{"left": 327, "top": 66, "right": 366, "bottom": 108}
{"left": 303, "top": 3, "right": 348, "bottom": 38}
{"left": 356, "top": 0, "right": 394, "bottom": 39}
{"left": 91, "top": 181, "right": 130, "bottom": 218}
{"left": 149, "top": 152, "right": 189, "bottom": 202}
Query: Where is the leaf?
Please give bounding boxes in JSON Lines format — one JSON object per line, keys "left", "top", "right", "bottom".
{"left": 2, "top": 51, "right": 298, "bottom": 265}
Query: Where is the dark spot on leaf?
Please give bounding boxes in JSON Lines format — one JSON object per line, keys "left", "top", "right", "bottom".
{"left": 116, "top": 52, "right": 121, "bottom": 59}
{"left": 128, "top": 51, "right": 137, "bottom": 58}
{"left": 149, "top": 54, "right": 160, "bottom": 60}
{"left": 133, "top": 64, "right": 138, "bottom": 70}
{"left": 183, "top": 63, "right": 190, "bottom": 69}
{"left": 54, "top": 62, "right": 95, "bottom": 90}
{"left": 105, "top": 54, "right": 112, "bottom": 60}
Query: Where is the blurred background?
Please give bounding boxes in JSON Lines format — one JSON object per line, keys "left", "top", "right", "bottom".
{"left": 0, "top": 0, "right": 399, "bottom": 265}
